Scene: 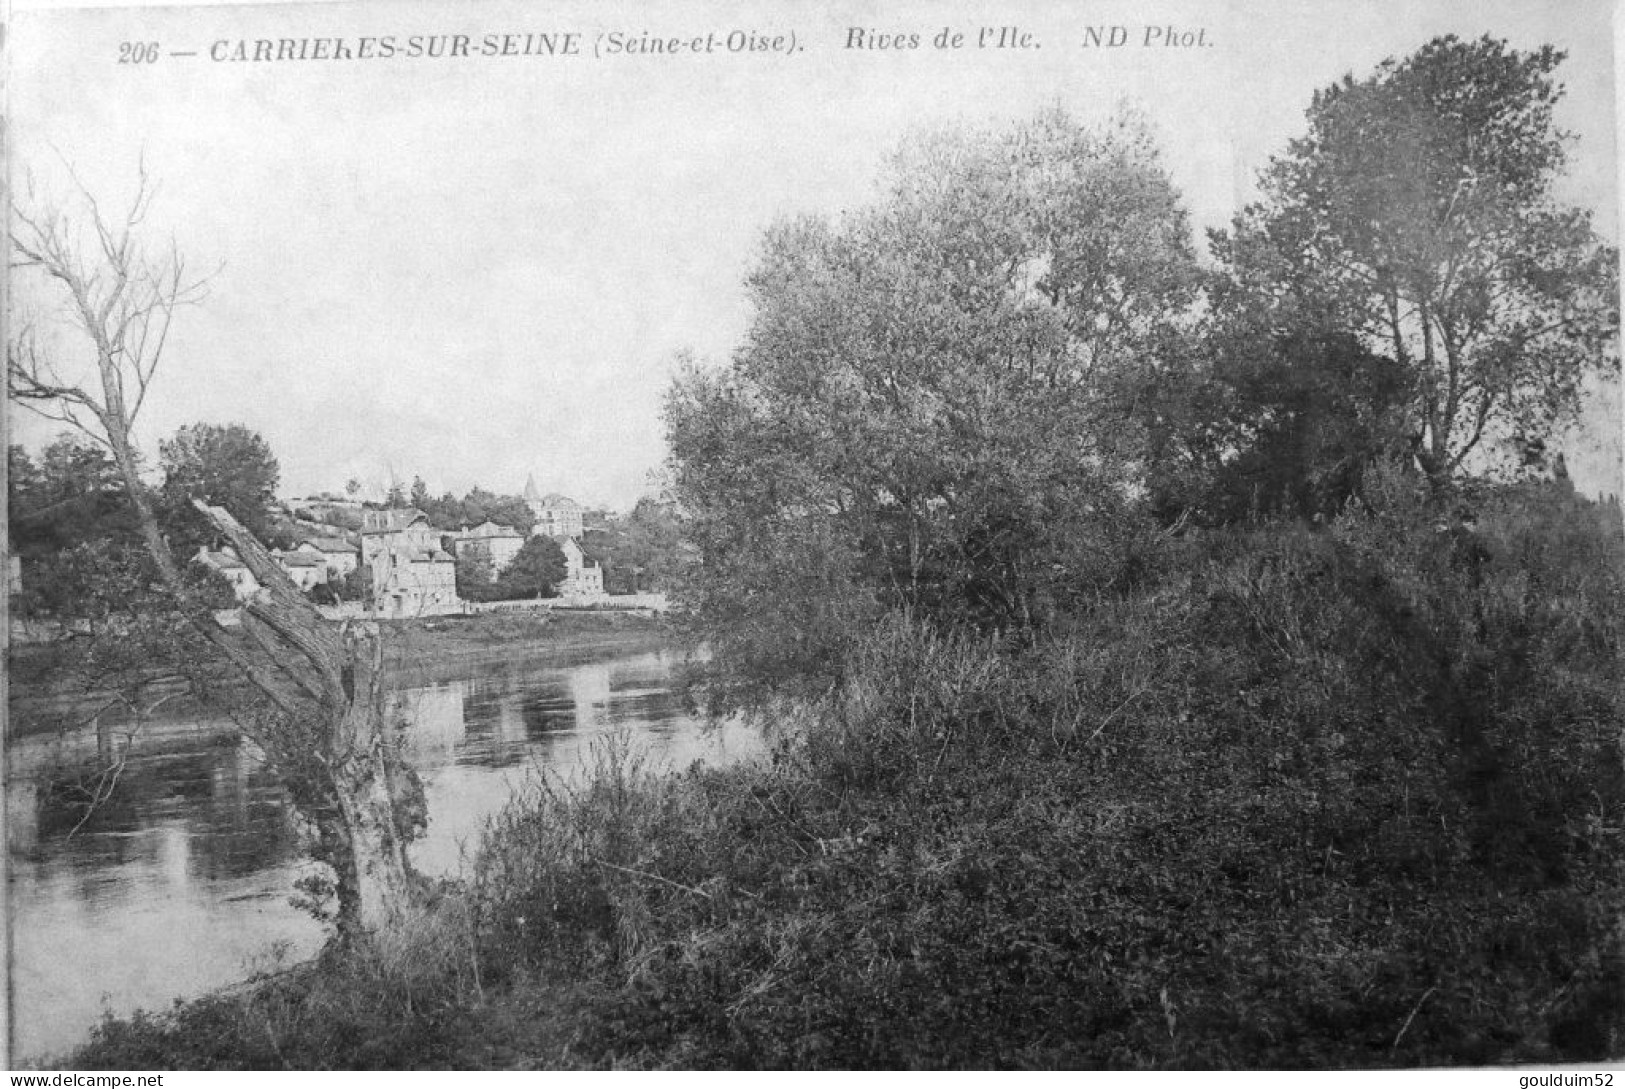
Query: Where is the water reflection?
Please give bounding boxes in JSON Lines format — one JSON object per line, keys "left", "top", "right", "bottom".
{"left": 8, "top": 646, "right": 760, "bottom": 1063}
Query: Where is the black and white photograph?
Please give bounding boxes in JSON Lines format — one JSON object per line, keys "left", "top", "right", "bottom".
{"left": 4, "top": 0, "right": 1622, "bottom": 1070}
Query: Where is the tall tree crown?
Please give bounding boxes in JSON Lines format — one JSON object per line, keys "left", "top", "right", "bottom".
{"left": 669, "top": 109, "right": 1199, "bottom": 704}
{"left": 160, "top": 422, "right": 281, "bottom": 544}
{"left": 1226, "top": 35, "right": 1617, "bottom": 490}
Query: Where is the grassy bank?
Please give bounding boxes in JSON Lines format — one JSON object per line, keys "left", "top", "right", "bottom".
{"left": 383, "top": 611, "right": 675, "bottom": 677}
{"left": 7, "top": 610, "right": 672, "bottom": 742}
{"left": 60, "top": 485, "right": 1625, "bottom": 1069}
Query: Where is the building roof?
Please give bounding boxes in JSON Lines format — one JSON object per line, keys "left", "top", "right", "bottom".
{"left": 458, "top": 520, "right": 521, "bottom": 539}
{"left": 361, "top": 508, "right": 430, "bottom": 534}
{"left": 522, "top": 475, "right": 579, "bottom": 508}
{"left": 275, "top": 551, "right": 326, "bottom": 568}
{"left": 199, "top": 550, "right": 247, "bottom": 570}
{"left": 299, "top": 537, "right": 359, "bottom": 554}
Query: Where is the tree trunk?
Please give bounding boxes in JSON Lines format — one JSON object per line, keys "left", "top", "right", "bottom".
{"left": 98, "top": 346, "right": 426, "bottom": 937}
{"left": 189, "top": 500, "right": 426, "bottom": 940}
{"left": 325, "top": 622, "right": 427, "bottom": 936}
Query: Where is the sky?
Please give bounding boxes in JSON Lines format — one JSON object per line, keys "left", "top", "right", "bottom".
{"left": 7, "top": 0, "right": 1622, "bottom": 507}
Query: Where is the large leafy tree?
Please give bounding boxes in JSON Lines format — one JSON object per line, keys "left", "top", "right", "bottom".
{"left": 453, "top": 545, "right": 496, "bottom": 602}
{"left": 668, "top": 109, "right": 1200, "bottom": 703}
{"left": 8, "top": 435, "right": 142, "bottom": 557}
{"left": 1142, "top": 298, "right": 1415, "bottom": 525}
{"left": 1221, "top": 35, "right": 1618, "bottom": 494}
{"left": 459, "top": 488, "right": 536, "bottom": 536}
{"left": 495, "top": 535, "right": 566, "bottom": 599}
{"left": 579, "top": 498, "right": 684, "bottom": 594}
{"left": 159, "top": 422, "right": 281, "bottom": 548}
{"left": 420, "top": 487, "right": 537, "bottom": 536}
{"left": 619, "top": 497, "right": 683, "bottom": 593}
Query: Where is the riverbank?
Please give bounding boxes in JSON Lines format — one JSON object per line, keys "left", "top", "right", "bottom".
{"left": 7, "top": 610, "right": 681, "bottom": 741}
{"left": 10, "top": 634, "right": 746, "bottom": 1064}
{"left": 58, "top": 506, "right": 1625, "bottom": 1069}
{"left": 383, "top": 610, "right": 678, "bottom": 671}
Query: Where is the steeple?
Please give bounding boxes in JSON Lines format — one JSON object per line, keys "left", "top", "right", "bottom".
{"left": 524, "top": 474, "right": 540, "bottom": 502}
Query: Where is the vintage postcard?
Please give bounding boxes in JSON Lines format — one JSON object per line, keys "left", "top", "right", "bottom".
{"left": 6, "top": 0, "right": 1621, "bottom": 1070}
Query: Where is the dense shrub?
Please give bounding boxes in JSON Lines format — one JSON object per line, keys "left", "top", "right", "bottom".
{"left": 459, "top": 480, "right": 1623, "bottom": 1068}
{"left": 68, "top": 480, "right": 1624, "bottom": 1069}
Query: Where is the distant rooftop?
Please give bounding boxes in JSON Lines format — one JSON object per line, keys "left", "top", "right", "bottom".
{"left": 523, "top": 475, "right": 580, "bottom": 509}
{"left": 361, "top": 508, "right": 429, "bottom": 533}
{"left": 455, "top": 520, "right": 522, "bottom": 539}
{"left": 299, "top": 537, "right": 359, "bottom": 554}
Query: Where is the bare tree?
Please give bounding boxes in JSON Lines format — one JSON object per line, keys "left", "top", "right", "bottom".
{"left": 9, "top": 169, "right": 425, "bottom": 940}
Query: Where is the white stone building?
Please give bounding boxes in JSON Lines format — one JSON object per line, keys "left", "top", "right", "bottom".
{"left": 524, "top": 477, "right": 585, "bottom": 539}
{"left": 272, "top": 549, "right": 329, "bottom": 591}
{"left": 448, "top": 520, "right": 525, "bottom": 574}
{"left": 556, "top": 536, "right": 606, "bottom": 600}
{"left": 296, "top": 536, "right": 360, "bottom": 579}
{"left": 195, "top": 547, "right": 261, "bottom": 602}
{"left": 361, "top": 508, "right": 459, "bottom": 616}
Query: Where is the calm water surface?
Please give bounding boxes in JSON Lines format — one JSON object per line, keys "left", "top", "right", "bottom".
{"left": 7, "top": 646, "right": 762, "bottom": 1063}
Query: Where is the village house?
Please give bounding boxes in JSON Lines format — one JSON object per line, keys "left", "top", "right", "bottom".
{"left": 360, "top": 508, "right": 439, "bottom": 557}
{"left": 447, "top": 520, "right": 524, "bottom": 574}
{"left": 272, "top": 549, "right": 329, "bottom": 592}
{"left": 360, "top": 508, "right": 459, "bottom": 616}
{"left": 295, "top": 536, "right": 361, "bottom": 579}
{"left": 376, "top": 548, "right": 458, "bottom": 617}
{"left": 556, "top": 535, "right": 606, "bottom": 600}
{"left": 524, "top": 477, "right": 584, "bottom": 539}
{"left": 519, "top": 478, "right": 608, "bottom": 599}
{"left": 195, "top": 547, "right": 261, "bottom": 602}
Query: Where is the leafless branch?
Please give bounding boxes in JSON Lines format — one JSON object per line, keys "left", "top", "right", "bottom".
{"left": 9, "top": 174, "right": 212, "bottom": 433}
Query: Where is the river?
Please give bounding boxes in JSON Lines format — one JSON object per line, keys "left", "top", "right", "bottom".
{"left": 5, "top": 644, "right": 763, "bottom": 1063}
